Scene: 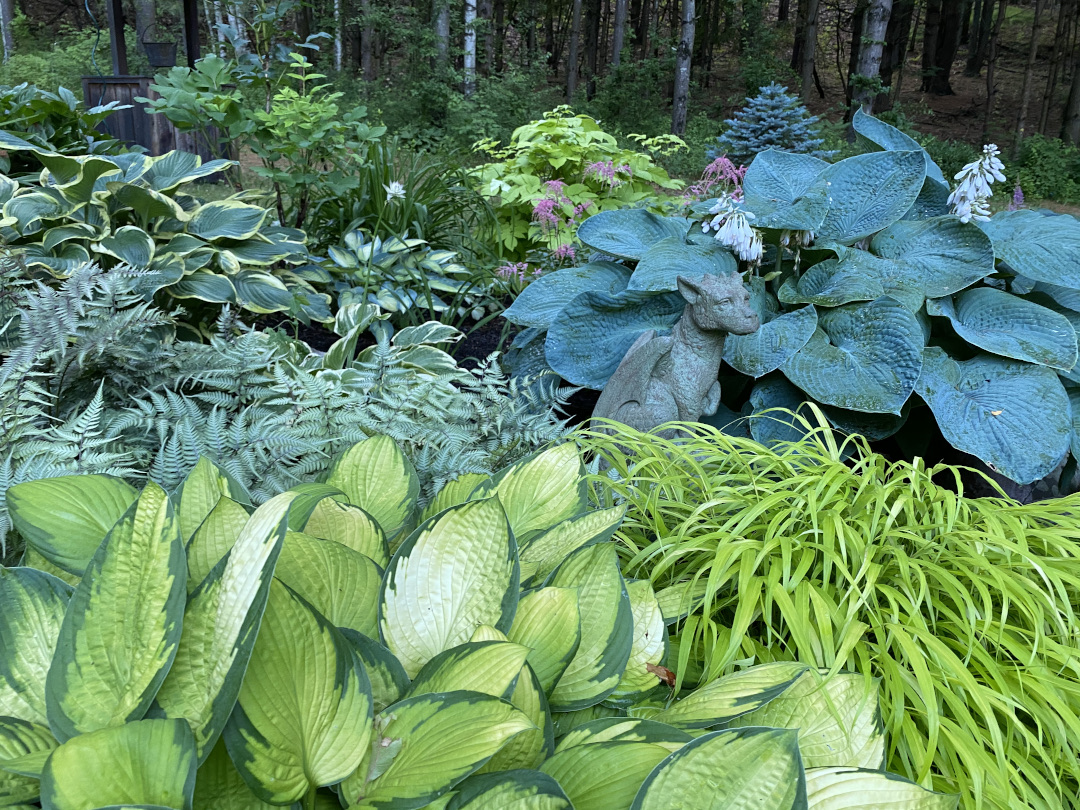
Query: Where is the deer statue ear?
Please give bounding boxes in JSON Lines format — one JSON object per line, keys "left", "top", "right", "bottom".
{"left": 676, "top": 275, "right": 703, "bottom": 304}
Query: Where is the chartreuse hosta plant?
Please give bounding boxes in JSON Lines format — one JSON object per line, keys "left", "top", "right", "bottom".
{"left": 0, "top": 130, "right": 331, "bottom": 322}
{"left": 0, "top": 436, "right": 953, "bottom": 809}
{"left": 506, "top": 110, "right": 1080, "bottom": 486}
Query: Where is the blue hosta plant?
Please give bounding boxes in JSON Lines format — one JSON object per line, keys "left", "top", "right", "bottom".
{"left": 505, "top": 110, "right": 1080, "bottom": 486}
{"left": 0, "top": 440, "right": 954, "bottom": 808}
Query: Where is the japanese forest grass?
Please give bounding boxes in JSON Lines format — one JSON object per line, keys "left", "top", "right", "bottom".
{"left": 581, "top": 414, "right": 1080, "bottom": 810}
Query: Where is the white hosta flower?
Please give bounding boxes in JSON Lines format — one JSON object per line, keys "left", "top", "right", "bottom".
{"left": 384, "top": 180, "right": 406, "bottom": 203}
{"left": 703, "top": 195, "right": 764, "bottom": 265}
{"left": 948, "top": 144, "right": 1005, "bottom": 224}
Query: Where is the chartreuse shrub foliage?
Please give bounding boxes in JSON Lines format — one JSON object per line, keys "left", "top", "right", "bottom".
{"left": 0, "top": 439, "right": 954, "bottom": 808}
{"left": 583, "top": 417, "right": 1080, "bottom": 810}
{"left": 507, "top": 110, "right": 1080, "bottom": 485}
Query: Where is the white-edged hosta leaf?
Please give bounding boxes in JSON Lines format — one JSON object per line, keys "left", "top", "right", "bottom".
{"left": 380, "top": 497, "right": 519, "bottom": 678}
{"left": 540, "top": 741, "right": 671, "bottom": 810}
{"left": 174, "top": 456, "right": 251, "bottom": 542}
{"left": 519, "top": 506, "right": 625, "bottom": 585}
{"left": 275, "top": 531, "right": 382, "bottom": 638}
{"left": 0, "top": 716, "right": 57, "bottom": 778}
{"left": 192, "top": 738, "right": 278, "bottom": 810}
{"left": 651, "top": 662, "right": 808, "bottom": 728}
{"left": 804, "top": 767, "right": 959, "bottom": 809}
{"left": 469, "top": 444, "right": 587, "bottom": 544}
{"left": 325, "top": 436, "right": 419, "bottom": 541}
{"left": 606, "top": 580, "right": 667, "bottom": 705}
{"left": 339, "top": 690, "right": 534, "bottom": 808}
{"left": 0, "top": 568, "right": 72, "bottom": 724}
{"left": 407, "top": 641, "right": 530, "bottom": 702}
{"left": 223, "top": 579, "right": 373, "bottom": 805}
{"left": 420, "top": 473, "right": 491, "bottom": 524}
{"left": 46, "top": 483, "right": 186, "bottom": 741}
{"left": 183, "top": 496, "right": 250, "bottom": 593}
{"left": 300, "top": 497, "right": 390, "bottom": 567}
{"left": 40, "top": 718, "right": 196, "bottom": 810}
{"left": 94, "top": 225, "right": 154, "bottom": 267}
{"left": 151, "top": 492, "right": 293, "bottom": 763}
{"left": 478, "top": 663, "right": 554, "bottom": 773}
{"left": 340, "top": 629, "right": 410, "bottom": 713}
{"left": 727, "top": 670, "right": 885, "bottom": 769}
{"left": 555, "top": 717, "right": 692, "bottom": 754}
{"left": 630, "top": 727, "right": 806, "bottom": 809}
{"left": 7, "top": 475, "right": 139, "bottom": 575}
{"left": 447, "top": 770, "right": 572, "bottom": 810}
{"left": 547, "top": 544, "right": 633, "bottom": 711}
{"left": 508, "top": 587, "right": 581, "bottom": 695}
{"left": 187, "top": 200, "right": 267, "bottom": 241}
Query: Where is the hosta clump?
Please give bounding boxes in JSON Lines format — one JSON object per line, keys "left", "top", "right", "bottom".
{"left": 0, "top": 131, "right": 331, "bottom": 322}
{"left": 0, "top": 438, "right": 954, "bottom": 808}
{"left": 506, "top": 110, "right": 1080, "bottom": 486}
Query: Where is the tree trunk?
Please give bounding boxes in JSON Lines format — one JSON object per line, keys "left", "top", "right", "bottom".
{"left": 134, "top": 0, "right": 156, "bottom": 41}
{"left": 567, "top": 0, "right": 583, "bottom": 99}
{"left": 0, "top": 0, "right": 14, "bottom": 63}
{"left": 846, "top": 0, "right": 867, "bottom": 107}
{"left": 333, "top": 0, "right": 343, "bottom": 70}
{"left": 672, "top": 0, "right": 695, "bottom": 134}
{"left": 480, "top": 0, "right": 494, "bottom": 75}
{"left": 584, "top": 0, "right": 601, "bottom": 96}
{"left": 612, "top": 0, "right": 629, "bottom": 65}
{"left": 799, "top": 0, "right": 822, "bottom": 101}
{"left": 965, "top": 0, "right": 995, "bottom": 74}
{"left": 361, "top": 0, "right": 374, "bottom": 80}
{"left": 921, "top": 0, "right": 942, "bottom": 90}
{"left": 435, "top": 0, "right": 450, "bottom": 71}
{"left": 984, "top": 0, "right": 1008, "bottom": 139}
{"left": 852, "top": 0, "right": 894, "bottom": 115}
{"left": 465, "top": 0, "right": 478, "bottom": 95}
{"left": 1039, "top": 0, "right": 1070, "bottom": 133}
{"left": 1013, "top": 0, "right": 1044, "bottom": 154}
{"left": 967, "top": 0, "right": 983, "bottom": 47}
{"left": 779, "top": 0, "right": 791, "bottom": 23}
{"left": 928, "top": 0, "right": 962, "bottom": 93}
{"left": 494, "top": 0, "right": 506, "bottom": 71}
{"left": 791, "top": 0, "right": 806, "bottom": 70}
{"left": 876, "top": 0, "right": 914, "bottom": 109}
{"left": 1063, "top": 44, "right": 1080, "bottom": 144}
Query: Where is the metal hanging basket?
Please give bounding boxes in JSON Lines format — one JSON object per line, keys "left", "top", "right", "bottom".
{"left": 143, "top": 40, "right": 178, "bottom": 69}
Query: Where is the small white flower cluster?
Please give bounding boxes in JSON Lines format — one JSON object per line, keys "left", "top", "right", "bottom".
{"left": 384, "top": 180, "right": 406, "bottom": 203}
{"left": 703, "top": 195, "right": 763, "bottom": 265}
{"left": 779, "top": 229, "right": 815, "bottom": 248}
{"left": 948, "top": 144, "right": 1006, "bottom": 224}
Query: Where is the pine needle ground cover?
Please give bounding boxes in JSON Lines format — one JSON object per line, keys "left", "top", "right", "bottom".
{"left": 582, "top": 415, "right": 1080, "bottom": 810}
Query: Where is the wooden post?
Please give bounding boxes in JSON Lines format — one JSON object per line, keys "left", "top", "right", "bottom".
{"left": 183, "top": 0, "right": 201, "bottom": 67}
{"left": 105, "top": 0, "right": 129, "bottom": 74}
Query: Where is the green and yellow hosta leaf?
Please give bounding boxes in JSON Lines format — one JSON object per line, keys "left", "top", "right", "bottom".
{"left": 547, "top": 545, "right": 633, "bottom": 711}
{"left": 301, "top": 498, "right": 390, "bottom": 567}
{"left": 446, "top": 770, "right": 572, "bottom": 810}
{"left": 340, "top": 690, "right": 534, "bottom": 808}
{"left": 0, "top": 568, "right": 72, "bottom": 724}
{"left": 184, "top": 496, "right": 250, "bottom": 593}
{"left": 420, "top": 473, "right": 490, "bottom": 524}
{"left": 45, "top": 483, "right": 186, "bottom": 741}
{"left": 651, "top": 662, "right": 808, "bottom": 729}
{"left": 276, "top": 531, "right": 382, "bottom": 638}
{"left": 468, "top": 444, "right": 587, "bottom": 543}
{"left": 0, "top": 769, "right": 39, "bottom": 807}
{"left": 507, "top": 587, "right": 581, "bottom": 696}
{"left": 803, "top": 767, "right": 959, "bottom": 809}
{"left": 550, "top": 704, "right": 625, "bottom": 738}
{"left": 541, "top": 741, "right": 671, "bottom": 810}
{"left": 326, "top": 436, "right": 419, "bottom": 541}
{"left": 607, "top": 580, "right": 667, "bottom": 705}
{"left": 630, "top": 727, "right": 806, "bottom": 809}
{"left": 152, "top": 492, "right": 293, "bottom": 763}
{"left": 174, "top": 456, "right": 251, "bottom": 542}
{"left": 519, "top": 506, "right": 626, "bottom": 584}
{"left": 18, "top": 548, "right": 80, "bottom": 588}
{"left": 40, "top": 719, "right": 195, "bottom": 810}
{"left": 477, "top": 663, "right": 553, "bottom": 773}
{"left": 223, "top": 579, "right": 373, "bottom": 805}
{"left": 555, "top": 718, "right": 692, "bottom": 754}
{"left": 340, "top": 630, "right": 411, "bottom": 713}
{"left": 0, "top": 716, "right": 55, "bottom": 804}
{"left": 728, "top": 670, "right": 885, "bottom": 769}
{"left": 380, "top": 497, "right": 519, "bottom": 678}
{"left": 192, "top": 738, "right": 279, "bottom": 810}
{"left": 8, "top": 475, "right": 139, "bottom": 575}
{"left": 407, "top": 641, "right": 531, "bottom": 702}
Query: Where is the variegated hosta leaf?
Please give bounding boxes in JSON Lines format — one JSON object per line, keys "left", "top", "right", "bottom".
{"left": 0, "top": 568, "right": 72, "bottom": 724}
{"left": 804, "top": 767, "right": 960, "bottom": 809}
{"left": 540, "top": 741, "right": 671, "bottom": 810}
{"left": 519, "top": 506, "right": 626, "bottom": 585}
{"left": 468, "top": 444, "right": 588, "bottom": 543}
{"left": 477, "top": 663, "right": 554, "bottom": 773}
{"left": 447, "top": 770, "right": 572, "bottom": 810}
{"left": 7, "top": 475, "right": 139, "bottom": 575}
{"left": 508, "top": 587, "right": 581, "bottom": 696}
{"left": 651, "top": 662, "right": 808, "bottom": 729}
{"left": 339, "top": 690, "right": 534, "bottom": 808}
{"left": 17, "top": 548, "right": 80, "bottom": 588}
{"left": 301, "top": 497, "right": 390, "bottom": 567}
{"left": 0, "top": 716, "right": 57, "bottom": 778}
{"left": 420, "top": 473, "right": 491, "bottom": 524}
{"left": 173, "top": 456, "right": 251, "bottom": 542}
{"left": 630, "top": 727, "right": 806, "bottom": 809}
{"left": 340, "top": 629, "right": 410, "bottom": 713}
{"left": 380, "top": 497, "right": 519, "bottom": 678}
{"left": 183, "top": 496, "right": 250, "bottom": 593}
{"left": 407, "top": 641, "right": 531, "bottom": 702}
{"left": 276, "top": 531, "right": 382, "bottom": 638}
{"left": 555, "top": 717, "right": 693, "bottom": 754}
{"left": 152, "top": 492, "right": 293, "bottom": 763}
{"left": 727, "top": 670, "right": 885, "bottom": 769}
{"left": 547, "top": 544, "right": 633, "bottom": 711}
{"left": 223, "top": 579, "right": 373, "bottom": 804}
{"left": 192, "top": 738, "right": 278, "bottom": 810}
{"left": 550, "top": 705, "right": 625, "bottom": 738}
{"left": 45, "top": 483, "right": 186, "bottom": 742}
{"left": 39, "top": 718, "right": 197, "bottom": 810}
{"left": 606, "top": 580, "right": 668, "bottom": 706}
{"left": 325, "top": 436, "right": 419, "bottom": 541}
{"left": 0, "top": 765, "right": 39, "bottom": 807}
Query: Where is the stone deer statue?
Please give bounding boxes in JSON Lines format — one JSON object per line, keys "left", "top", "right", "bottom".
{"left": 592, "top": 273, "right": 760, "bottom": 435}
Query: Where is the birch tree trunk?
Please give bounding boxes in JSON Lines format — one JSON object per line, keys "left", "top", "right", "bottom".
{"left": 464, "top": 0, "right": 478, "bottom": 95}
{"left": 852, "top": 0, "right": 894, "bottom": 115}
{"left": 567, "top": 0, "right": 582, "bottom": 99}
{"left": 671, "top": 0, "right": 695, "bottom": 134}
{"left": 0, "top": 0, "right": 14, "bottom": 64}
{"left": 435, "top": 0, "right": 451, "bottom": 70}
{"left": 213, "top": 1, "right": 227, "bottom": 56}
{"left": 1012, "top": 0, "right": 1044, "bottom": 154}
{"left": 612, "top": 0, "right": 628, "bottom": 65}
{"left": 334, "top": 0, "right": 343, "bottom": 70}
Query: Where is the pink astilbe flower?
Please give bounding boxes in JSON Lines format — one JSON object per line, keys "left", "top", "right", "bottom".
{"left": 532, "top": 197, "right": 561, "bottom": 232}
{"left": 1007, "top": 183, "right": 1025, "bottom": 211}
{"left": 544, "top": 179, "right": 570, "bottom": 201}
{"left": 496, "top": 262, "right": 530, "bottom": 283}
{"left": 553, "top": 243, "right": 577, "bottom": 263}
{"left": 585, "top": 160, "right": 631, "bottom": 189}
{"left": 685, "top": 155, "right": 747, "bottom": 203}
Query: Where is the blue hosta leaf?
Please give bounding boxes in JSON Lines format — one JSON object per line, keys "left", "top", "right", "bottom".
{"left": 94, "top": 226, "right": 155, "bottom": 268}
{"left": 724, "top": 279, "right": 817, "bottom": 378}
{"left": 545, "top": 289, "right": 684, "bottom": 389}
{"left": 816, "top": 151, "right": 926, "bottom": 244}
{"left": 781, "top": 298, "right": 924, "bottom": 414}
{"left": 778, "top": 258, "right": 884, "bottom": 307}
{"left": 916, "top": 347, "right": 1071, "bottom": 483}
{"left": 576, "top": 209, "right": 691, "bottom": 261}
{"left": 169, "top": 271, "right": 237, "bottom": 304}
{"left": 902, "top": 178, "right": 952, "bottom": 221}
{"left": 852, "top": 109, "right": 947, "bottom": 185}
{"left": 822, "top": 405, "right": 908, "bottom": 441}
{"left": 1030, "top": 280, "right": 1080, "bottom": 313}
{"left": 143, "top": 152, "right": 234, "bottom": 192}
{"left": 978, "top": 209, "right": 1080, "bottom": 289}
{"left": 927, "top": 288, "right": 1078, "bottom": 370}
{"left": 504, "top": 262, "right": 631, "bottom": 329}
{"left": 870, "top": 217, "right": 996, "bottom": 302}
{"left": 741, "top": 149, "right": 830, "bottom": 232}
{"left": 1067, "top": 385, "right": 1080, "bottom": 458}
{"left": 747, "top": 375, "right": 820, "bottom": 446}
{"left": 628, "top": 237, "right": 737, "bottom": 292}
{"left": 231, "top": 271, "right": 294, "bottom": 314}
{"left": 187, "top": 201, "right": 267, "bottom": 241}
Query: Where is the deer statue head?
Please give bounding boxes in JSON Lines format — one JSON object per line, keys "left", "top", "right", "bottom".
{"left": 676, "top": 273, "right": 760, "bottom": 336}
